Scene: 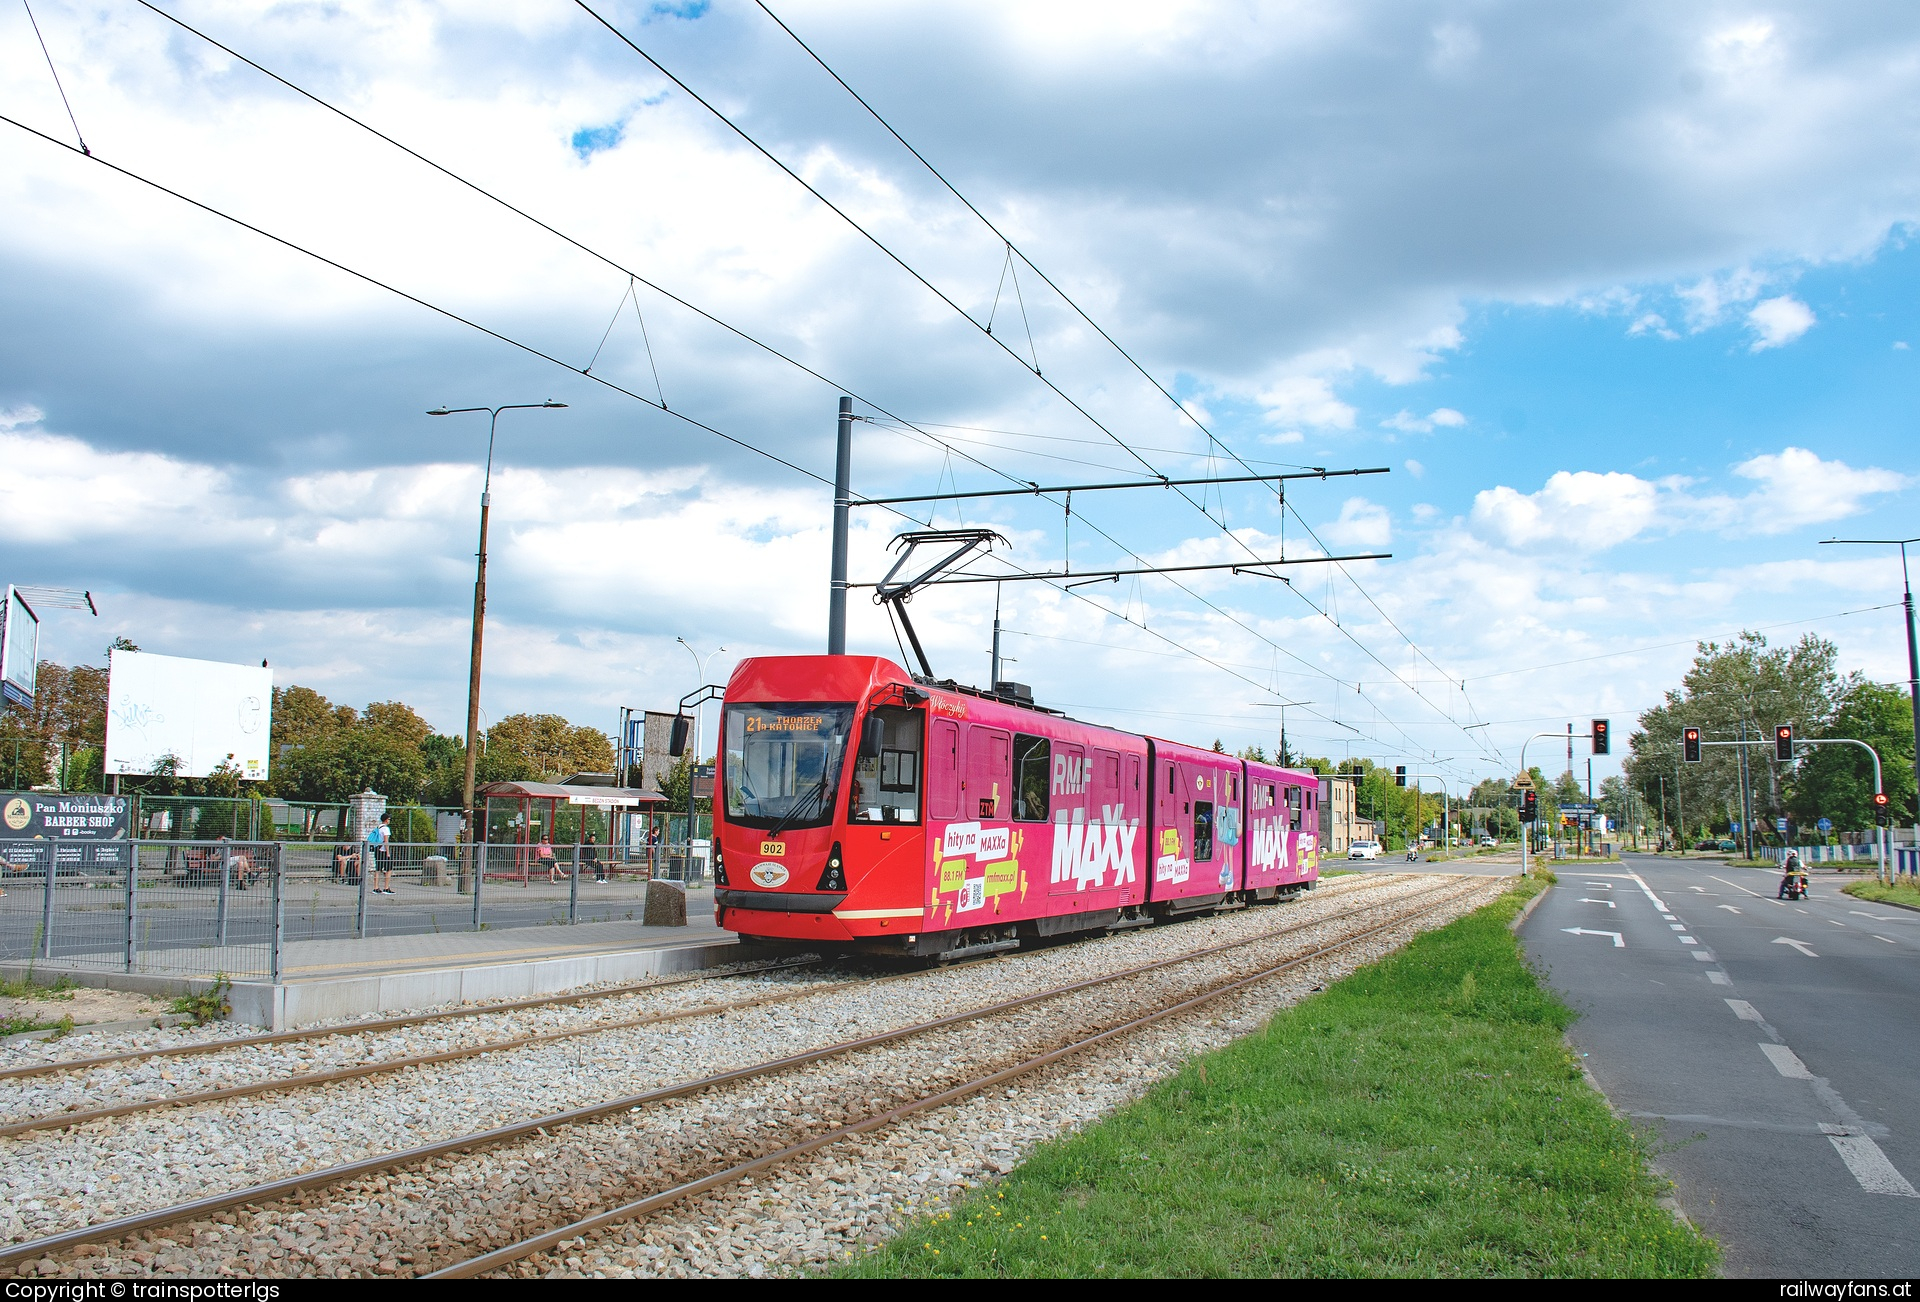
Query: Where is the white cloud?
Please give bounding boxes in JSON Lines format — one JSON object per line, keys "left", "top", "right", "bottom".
{"left": 1746, "top": 295, "right": 1816, "bottom": 350}
{"left": 1725, "top": 446, "right": 1908, "bottom": 531}
{"left": 1628, "top": 312, "right": 1678, "bottom": 340}
{"left": 1381, "top": 408, "right": 1466, "bottom": 434}
{"left": 1404, "top": 458, "right": 1426, "bottom": 478}
{"left": 1260, "top": 429, "right": 1305, "bottom": 446}
{"left": 1470, "top": 447, "right": 1910, "bottom": 548}
{"left": 1257, "top": 376, "right": 1356, "bottom": 429}
{"left": 1471, "top": 471, "right": 1664, "bottom": 548}
{"left": 1320, "top": 497, "right": 1391, "bottom": 549}
{"left": 1677, "top": 268, "right": 1768, "bottom": 331}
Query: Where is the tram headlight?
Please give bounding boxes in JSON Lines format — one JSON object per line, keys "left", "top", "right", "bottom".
{"left": 817, "top": 842, "right": 846, "bottom": 892}
{"left": 712, "top": 840, "right": 727, "bottom": 886}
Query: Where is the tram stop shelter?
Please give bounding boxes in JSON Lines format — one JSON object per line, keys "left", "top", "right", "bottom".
{"left": 478, "top": 776, "right": 667, "bottom": 881}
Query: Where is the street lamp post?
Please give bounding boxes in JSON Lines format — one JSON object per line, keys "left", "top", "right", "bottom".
{"left": 1821, "top": 537, "right": 1920, "bottom": 876}
{"left": 676, "top": 638, "right": 728, "bottom": 763}
{"left": 428, "top": 401, "right": 567, "bottom": 858}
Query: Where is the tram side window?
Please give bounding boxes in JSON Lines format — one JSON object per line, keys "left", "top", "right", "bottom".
{"left": 850, "top": 707, "right": 924, "bottom": 824}
{"left": 1193, "top": 800, "right": 1214, "bottom": 861}
{"left": 1013, "top": 733, "right": 1050, "bottom": 821}
{"left": 1286, "top": 785, "right": 1304, "bottom": 830}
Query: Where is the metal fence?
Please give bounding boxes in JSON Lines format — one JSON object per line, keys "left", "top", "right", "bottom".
{"left": 0, "top": 839, "right": 710, "bottom": 983}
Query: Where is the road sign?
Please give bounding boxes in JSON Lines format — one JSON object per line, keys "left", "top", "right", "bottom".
{"left": 1731, "top": 821, "right": 1741, "bottom": 834}
{"left": 1817, "top": 817, "right": 1833, "bottom": 833}
{"left": 1775, "top": 817, "right": 1788, "bottom": 833}
{"left": 1561, "top": 803, "right": 1597, "bottom": 814}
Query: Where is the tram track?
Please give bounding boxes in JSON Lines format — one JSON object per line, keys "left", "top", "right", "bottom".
{"left": 441, "top": 878, "right": 1491, "bottom": 1278}
{"left": 1, "top": 874, "right": 1408, "bottom": 1136}
{"left": 0, "top": 873, "right": 1484, "bottom": 1276}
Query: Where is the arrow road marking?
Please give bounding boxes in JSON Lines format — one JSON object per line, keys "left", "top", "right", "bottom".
{"left": 1772, "top": 937, "right": 1818, "bottom": 958}
{"left": 1563, "top": 927, "right": 1624, "bottom": 947}
{"left": 1717, "top": 904, "right": 1743, "bottom": 914}
{"left": 1851, "top": 911, "right": 1900, "bottom": 921}
{"left": 1579, "top": 898, "right": 1617, "bottom": 908}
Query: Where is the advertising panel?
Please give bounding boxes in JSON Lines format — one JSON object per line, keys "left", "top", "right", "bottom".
{"left": 104, "top": 649, "right": 273, "bottom": 780}
{"left": 0, "top": 586, "right": 38, "bottom": 709}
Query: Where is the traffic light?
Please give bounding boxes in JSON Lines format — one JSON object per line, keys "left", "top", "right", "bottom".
{"left": 1591, "top": 719, "right": 1610, "bottom": 756}
{"left": 1394, "top": 766, "right": 1406, "bottom": 787}
{"left": 1874, "top": 791, "right": 1891, "bottom": 825}
{"left": 1774, "top": 724, "right": 1793, "bottom": 762}
{"left": 1683, "top": 727, "right": 1701, "bottom": 763}
{"left": 1521, "top": 790, "right": 1538, "bottom": 823}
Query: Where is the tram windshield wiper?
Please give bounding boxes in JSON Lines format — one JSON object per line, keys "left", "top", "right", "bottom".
{"left": 763, "top": 775, "right": 830, "bottom": 842}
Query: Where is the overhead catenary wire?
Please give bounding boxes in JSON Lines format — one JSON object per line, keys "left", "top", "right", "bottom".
{"left": 748, "top": 0, "right": 1493, "bottom": 759}
{"left": 42, "top": 8, "right": 1473, "bottom": 767}
{"left": 123, "top": 0, "right": 1437, "bottom": 755}
{"left": 0, "top": 113, "right": 1446, "bottom": 766}
{"left": 21, "top": 0, "right": 88, "bottom": 155}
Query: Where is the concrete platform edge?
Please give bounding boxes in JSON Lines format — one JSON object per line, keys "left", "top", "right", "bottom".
{"left": 5, "top": 938, "right": 761, "bottom": 1031}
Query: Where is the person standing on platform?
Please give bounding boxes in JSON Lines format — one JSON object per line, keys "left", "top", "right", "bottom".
{"left": 367, "top": 813, "right": 394, "bottom": 895}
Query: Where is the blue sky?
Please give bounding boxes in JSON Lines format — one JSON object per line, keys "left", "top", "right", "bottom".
{"left": 1, "top": 0, "right": 1915, "bottom": 795}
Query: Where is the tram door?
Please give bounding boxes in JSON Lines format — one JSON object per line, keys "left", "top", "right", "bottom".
{"left": 928, "top": 719, "right": 961, "bottom": 822}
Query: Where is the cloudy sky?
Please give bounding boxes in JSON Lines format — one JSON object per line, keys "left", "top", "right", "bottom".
{"left": 2, "top": 0, "right": 1916, "bottom": 794}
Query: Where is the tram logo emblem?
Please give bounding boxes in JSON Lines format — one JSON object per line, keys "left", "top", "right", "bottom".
{"left": 2, "top": 798, "right": 27, "bottom": 832}
{"left": 748, "top": 862, "right": 790, "bottom": 889}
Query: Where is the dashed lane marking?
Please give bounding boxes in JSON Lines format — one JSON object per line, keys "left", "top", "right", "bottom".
{"left": 1822, "top": 1126, "right": 1920, "bottom": 1198}
{"left": 1828, "top": 919, "right": 1847, "bottom": 927}
{"left": 1725, "top": 998, "right": 1762, "bottom": 1021}
{"left": 1707, "top": 970, "right": 1731, "bottom": 985}
{"left": 1761, "top": 1043, "right": 1814, "bottom": 1079}
{"left": 1875, "top": 935, "right": 1898, "bottom": 944}
{"left": 1694, "top": 951, "right": 1715, "bottom": 960}
{"left": 1680, "top": 937, "right": 1698, "bottom": 945}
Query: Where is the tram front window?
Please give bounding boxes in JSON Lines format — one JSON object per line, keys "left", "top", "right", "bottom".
{"left": 723, "top": 704, "right": 855, "bottom": 830}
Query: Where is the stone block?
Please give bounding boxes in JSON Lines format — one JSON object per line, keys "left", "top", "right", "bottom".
{"left": 644, "top": 879, "right": 688, "bottom": 927}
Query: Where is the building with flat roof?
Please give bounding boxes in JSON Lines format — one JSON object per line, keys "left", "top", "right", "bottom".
{"left": 1317, "top": 773, "right": 1372, "bottom": 854}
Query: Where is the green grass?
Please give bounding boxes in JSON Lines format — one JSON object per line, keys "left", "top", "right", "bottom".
{"left": 839, "top": 880, "right": 1715, "bottom": 1279}
{"left": 1843, "top": 879, "right": 1920, "bottom": 910}
{"left": 167, "top": 975, "right": 232, "bottom": 1025}
{"left": 0, "top": 973, "right": 80, "bottom": 1038}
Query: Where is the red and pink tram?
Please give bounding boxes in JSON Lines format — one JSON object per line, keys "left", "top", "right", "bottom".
{"left": 711, "top": 654, "right": 1322, "bottom": 960}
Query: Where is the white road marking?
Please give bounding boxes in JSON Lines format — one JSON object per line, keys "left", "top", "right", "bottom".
{"left": 1669, "top": 923, "right": 1686, "bottom": 930}
{"left": 1562, "top": 927, "right": 1625, "bottom": 947}
{"left": 1710, "top": 874, "right": 1773, "bottom": 901}
{"left": 1662, "top": 914, "right": 1677, "bottom": 921}
{"left": 1585, "top": 882, "right": 1614, "bottom": 889}
{"left": 1828, "top": 919, "right": 1847, "bottom": 927}
{"left": 1579, "top": 898, "right": 1618, "bottom": 908}
{"left": 1627, "top": 873, "right": 1670, "bottom": 911}
{"left": 1725, "top": 999, "right": 1763, "bottom": 1020}
{"left": 1718, "top": 904, "right": 1743, "bottom": 914}
{"left": 1773, "top": 937, "right": 1819, "bottom": 957}
{"left": 1875, "top": 935, "right": 1897, "bottom": 944}
{"left": 1707, "top": 970, "right": 1731, "bottom": 985}
{"left": 1680, "top": 936, "right": 1698, "bottom": 944}
{"left": 1761, "top": 1043, "right": 1814, "bottom": 1079}
{"left": 1694, "top": 951, "right": 1715, "bottom": 960}
{"left": 1851, "top": 911, "right": 1900, "bottom": 922}
{"left": 1821, "top": 1126, "right": 1920, "bottom": 1197}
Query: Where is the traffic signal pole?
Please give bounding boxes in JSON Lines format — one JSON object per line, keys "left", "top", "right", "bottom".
{"left": 1518, "top": 731, "right": 1575, "bottom": 878}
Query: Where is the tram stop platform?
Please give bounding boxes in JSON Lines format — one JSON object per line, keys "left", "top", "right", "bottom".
{"left": 217, "top": 913, "right": 756, "bottom": 1030}
{"left": 2, "top": 912, "right": 760, "bottom": 1033}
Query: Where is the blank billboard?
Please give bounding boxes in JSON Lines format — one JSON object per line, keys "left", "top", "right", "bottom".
{"left": 105, "top": 650, "right": 272, "bottom": 780}
{"left": 0, "top": 587, "right": 37, "bottom": 709}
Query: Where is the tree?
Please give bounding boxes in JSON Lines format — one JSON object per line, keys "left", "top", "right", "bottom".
{"left": 651, "top": 751, "right": 711, "bottom": 817}
{"left": 1786, "top": 681, "right": 1916, "bottom": 832}
{"left": 361, "top": 700, "right": 432, "bottom": 751}
{"left": 485, "top": 713, "right": 615, "bottom": 781}
{"left": 421, "top": 734, "right": 467, "bottom": 807}
{"left": 275, "top": 728, "right": 426, "bottom": 804}
{"left": 271, "top": 686, "right": 356, "bottom": 753}
{"left": 1626, "top": 632, "right": 1855, "bottom": 843}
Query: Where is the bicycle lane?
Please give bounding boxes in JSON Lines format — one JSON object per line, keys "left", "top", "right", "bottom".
{"left": 1520, "top": 856, "right": 1920, "bottom": 1276}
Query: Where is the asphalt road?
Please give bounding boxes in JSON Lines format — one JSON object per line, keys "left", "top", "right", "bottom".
{"left": 1521, "top": 852, "right": 1920, "bottom": 1277}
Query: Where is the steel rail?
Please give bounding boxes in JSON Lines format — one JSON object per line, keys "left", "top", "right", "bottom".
{"left": 0, "top": 874, "right": 1441, "bottom": 1270}
{"left": 0, "top": 958, "right": 820, "bottom": 1084}
{"left": 428, "top": 880, "right": 1489, "bottom": 1278}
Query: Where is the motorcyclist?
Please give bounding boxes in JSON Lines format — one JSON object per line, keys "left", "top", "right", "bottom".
{"left": 1778, "top": 850, "right": 1807, "bottom": 900}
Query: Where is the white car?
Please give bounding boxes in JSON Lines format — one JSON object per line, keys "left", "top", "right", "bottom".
{"left": 1479, "top": 836, "right": 1498, "bottom": 847}
{"left": 1347, "top": 840, "right": 1382, "bottom": 860}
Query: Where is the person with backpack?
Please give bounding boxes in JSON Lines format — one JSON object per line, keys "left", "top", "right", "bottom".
{"left": 367, "top": 813, "right": 395, "bottom": 895}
